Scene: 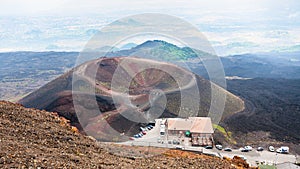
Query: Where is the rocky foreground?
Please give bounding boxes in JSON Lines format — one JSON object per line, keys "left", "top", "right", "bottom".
{"left": 0, "top": 101, "right": 254, "bottom": 168}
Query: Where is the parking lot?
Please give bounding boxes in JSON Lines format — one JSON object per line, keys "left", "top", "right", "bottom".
{"left": 203, "top": 148, "right": 298, "bottom": 166}
{"left": 119, "top": 119, "right": 298, "bottom": 167}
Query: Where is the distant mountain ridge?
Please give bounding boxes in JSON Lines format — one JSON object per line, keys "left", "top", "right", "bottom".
{"left": 219, "top": 52, "right": 300, "bottom": 79}
{"left": 108, "top": 40, "right": 300, "bottom": 79}
{"left": 107, "top": 40, "right": 201, "bottom": 61}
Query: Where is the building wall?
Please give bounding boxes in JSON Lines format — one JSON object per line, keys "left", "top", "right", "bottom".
{"left": 168, "top": 130, "right": 185, "bottom": 136}
{"left": 167, "top": 130, "right": 214, "bottom": 146}
{"left": 191, "top": 133, "right": 213, "bottom": 146}
{"left": 191, "top": 133, "right": 213, "bottom": 138}
{"left": 168, "top": 130, "right": 213, "bottom": 138}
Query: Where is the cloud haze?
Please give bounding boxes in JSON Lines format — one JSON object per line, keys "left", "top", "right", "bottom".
{"left": 0, "top": 0, "right": 299, "bottom": 55}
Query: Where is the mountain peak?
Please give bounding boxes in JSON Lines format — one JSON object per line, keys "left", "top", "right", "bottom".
{"left": 110, "top": 40, "right": 199, "bottom": 61}
{"left": 136, "top": 40, "right": 178, "bottom": 49}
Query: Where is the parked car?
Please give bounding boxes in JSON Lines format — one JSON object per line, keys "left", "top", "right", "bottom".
{"left": 205, "top": 146, "right": 213, "bottom": 149}
{"left": 269, "top": 146, "right": 275, "bottom": 152}
{"left": 160, "top": 125, "right": 165, "bottom": 135}
{"left": 140, "top": 127, "right": 146, "bottom": 131}
{"left": 173, "top": 140, "right": 180, "bottom": 145}
{"left": 276, "top": 146, "right": 289, "bottom": 154}
{"left": 175, "top": 145, "right": 184, "bottom": 150}
{"left": 216, "top": 145, "right": 223, "bottom": 150}
{"left": 147, "top": 125, "right": 153, "bottom": 129}
{"left": 224, "top": 147, "right": 232, "bottom": 152}
{"left": 239, "top": 147, "right": 249, "bottom": 152}
{"left": 257, "top": 147, "right": 264, "bottom": 151}
{"left": 244, "top": 146, "right": 253, "bottom": 151}
{"left": 142, "top": 131, "right": 146, "bottom": 135}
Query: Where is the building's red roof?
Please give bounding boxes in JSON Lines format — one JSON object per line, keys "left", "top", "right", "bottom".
{"left": 167, "top": 117, "right": 213, "bottom": 134}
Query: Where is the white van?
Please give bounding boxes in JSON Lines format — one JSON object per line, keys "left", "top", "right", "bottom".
{"left": 276, "top": 146, "right": 289, "bottom": 154}
{"left": 160, "top": 124, "right": 165, "bottom": 135}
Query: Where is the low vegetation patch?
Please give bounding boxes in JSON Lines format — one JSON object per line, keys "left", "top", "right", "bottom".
{"left": 213, "top": 124, "right": 237, "bottom": 144}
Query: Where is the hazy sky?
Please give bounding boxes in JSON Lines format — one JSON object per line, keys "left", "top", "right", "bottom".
{"left": 0, "top": 0, "right": 299, "bottom": 55}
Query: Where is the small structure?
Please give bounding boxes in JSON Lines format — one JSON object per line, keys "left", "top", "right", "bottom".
{"left": 166, "top": 117, "right": 214, "bottom": 146}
